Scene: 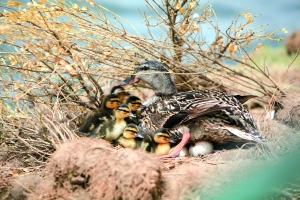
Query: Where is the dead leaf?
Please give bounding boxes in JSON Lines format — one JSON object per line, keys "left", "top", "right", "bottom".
{"left": 54, "top": 56, "right": 60, "bottom": 63}
{"left": 175, "top": 2, "right": 182, "bottom": 10}
{"left": 191, "top": 23, "right": 199, "bottom": 32}
{"left": 211, "top": 41, "right": 218, "bottom": 46}
{"left": 22, "top": 62, "right": 29, "bottom": 68}
{"left": 37, "top": 0, "right": 47, "bottom": 5}
{"left": 73, "top": 85, "right": 81, "bottom": 91}
{"left": 58, "top": 46, "right": 66, "bottom": 54}
{"left": 6, "top": 11, "right": 20, "bottom": 20}
{"left": 180, "top": 8, "right": 186, "bottom": 15}
{"left": 86, "top": 42, "right": 97, "bottom": 49}
{"left": 216, "top": 36, "right": 223, "bottom": 41}
{"left": 244, "top": 13, "right": 253, "bottom": 24}
{"left": 72, "top": 3, "right": 80, "bottom": 11}
{"left": 245, "top": 32, "right": 252, "bottom": 45}
{"left": 65, "top": 64, "right": 77, "bottom": 76}
{"left": 228, "top": 43, "right": 236, "bottom": 53}
{"left": 8, "top": 55, "right": 17, "bottom": 65}
{"left": 189, "top": 1, "right": 196, "bottom": 10}
{"left": 59, "top": 59, "right": 69, "bottom": 66}
{"left": 7, "top": 0, "right": 22, "bottom": 6}
{"left": 255, "top": 43, "right": 263, "bottom": 50}
{"left": 10, "top": 171, "right": 19, "bottom": 177}
{"left": 180, "top": 24, "right": 188, "bottom": 33}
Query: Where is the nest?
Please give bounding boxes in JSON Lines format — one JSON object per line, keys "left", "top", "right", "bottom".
{"left": 32, "top": 137, "right": 164, "bottom": 200}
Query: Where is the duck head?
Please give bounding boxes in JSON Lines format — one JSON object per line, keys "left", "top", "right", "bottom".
{"left": 119, "top": 60, "right": 178, "bottom": 95}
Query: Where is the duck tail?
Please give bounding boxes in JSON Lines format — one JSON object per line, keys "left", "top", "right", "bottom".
{"left": 223, "top": 127, "right": 266, "bottom": 143}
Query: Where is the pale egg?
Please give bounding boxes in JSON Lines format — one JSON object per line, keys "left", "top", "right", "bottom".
{"left": 189, "top": 141, "right": 213, "bottom": 157}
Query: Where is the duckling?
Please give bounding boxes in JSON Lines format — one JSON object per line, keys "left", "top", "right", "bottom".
{"left": 120, "top": 60, "right": 265, "bottom": 158}
{"left": 91, "top": 103, "right": 130, "bottom": 142}
{"left": 139, "top": 128, "right": 172, "bottom": 156}
{"left": 111, "top": 85, "right": 130, "bottom": 103}
{"left": 125, "top": 95, "right": 143, "bottom": 124}
{"left": 152, "top": 128, "right": 172, "bottom": 156}
{"left": 114, "top": 123, "right": 142, "bottom": 149}
{"left": 79, "top": 93, "right": 121, "bottom": 134}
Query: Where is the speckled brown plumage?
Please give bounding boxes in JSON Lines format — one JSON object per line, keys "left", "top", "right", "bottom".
{"left": 120, "top": 60, "right": 265, "bottom": 146}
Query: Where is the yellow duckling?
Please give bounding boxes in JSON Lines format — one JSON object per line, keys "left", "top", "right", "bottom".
{"left": 111, "top": 85, "right": 130, "bottom": 103}
{"left": 153, "top": 129, "right": 172, "bottom": 156}
{"left": 115, "top": 124, "right": 143, "bottom": 149}
{"left": 125, "top": 95, "right": 143, "bottom": 124}
{"left": 91, "top": 103, "right": 130, "bottom": 142}
{"left": 79, "top": 93, "right": 121, "bottom": 134}
{"left": 140, "top": 128, "right": 172, "bottom": 156}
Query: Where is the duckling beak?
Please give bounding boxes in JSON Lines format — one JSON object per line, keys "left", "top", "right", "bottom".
{"left": 119, "top": 75, "right": 140, "bottom": 86}
{"left": 138, "top": 105, "right": 147, "bottom": 112}
{"left": 135, "top": 133, "right": 144, "bottom": 139}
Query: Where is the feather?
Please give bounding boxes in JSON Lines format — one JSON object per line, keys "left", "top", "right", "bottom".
{"left": 223, "top": 127, "right": 262, "bottom": 143}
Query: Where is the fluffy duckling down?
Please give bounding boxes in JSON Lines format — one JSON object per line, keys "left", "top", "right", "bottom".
{"left": 79, "top": 93, "right": 121, "bottom": 134}
{"left": 139, "top": 128, "right": 172, "bottom": 156}
{"left": 115, "top": 124, "right": 143, "bottom": 149}
{"left": 91, "top": 103, "right": 130, "bottom": 142}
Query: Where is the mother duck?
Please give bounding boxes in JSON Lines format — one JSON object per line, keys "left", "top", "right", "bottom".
{"left": 119, "top": 60, "right": 265, "bottom": 157}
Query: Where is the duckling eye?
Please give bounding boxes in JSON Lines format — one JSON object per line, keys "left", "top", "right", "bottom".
{"left": 157, "top": 135, "right": 170, "bottom": 139}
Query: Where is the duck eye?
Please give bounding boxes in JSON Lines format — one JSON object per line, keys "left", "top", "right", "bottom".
{"left": 142, "top": 65, "right": 149, "bottom": 70}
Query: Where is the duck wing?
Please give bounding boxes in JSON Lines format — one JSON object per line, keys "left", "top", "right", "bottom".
{"left": 141, "top": 91, "right": 234, "bottom": 129}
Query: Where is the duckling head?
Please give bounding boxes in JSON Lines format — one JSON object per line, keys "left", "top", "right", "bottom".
{"left": 111, "top": 86, "right": 130, "bottom": 103}
{"left": 115, "top": 103, "right": 131, "bottom": 120}
{"left": 154, "top": 128, "right": 171, "bottom": 144}
{"left": 123, "top": 124, "right": 140, "bottom": 139}
{"left": 119, "top": 60, "right": 177, "bottom": 95}
{"left": 126, "top": 96, "right": 142, "bottom": 112}
{"left": 103, "top": 93, "right": 121, "bottom": 110}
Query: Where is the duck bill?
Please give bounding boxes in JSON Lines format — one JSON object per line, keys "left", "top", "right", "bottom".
{"left": 135, "top": 133, "right": 144, "bottom": 139}
{"left": 169, "top": 139, "right": 176, "bottom": 144}
{"left": 119, "top": 75, "right": 140, "bottom": 86}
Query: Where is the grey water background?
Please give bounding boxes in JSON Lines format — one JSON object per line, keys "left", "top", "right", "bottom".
{"left": 97, "top": 0, "right": 300, "bottom": 47}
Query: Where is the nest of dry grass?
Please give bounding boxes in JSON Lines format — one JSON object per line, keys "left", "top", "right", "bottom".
{"left": 3, "top": 120, "right": 300, "bottom": 199}
{"left": 10, "top": 138, "right": 164, "bottom": 199}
